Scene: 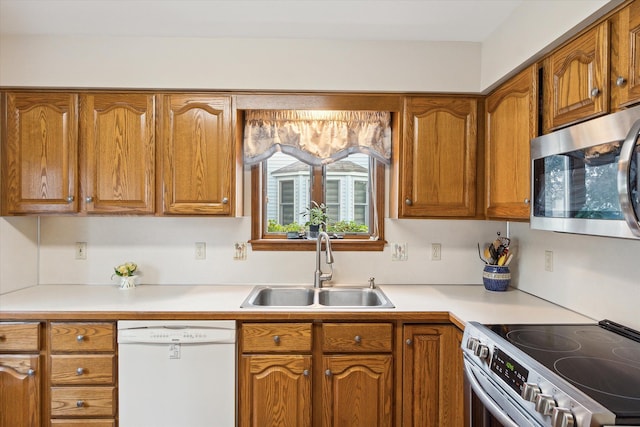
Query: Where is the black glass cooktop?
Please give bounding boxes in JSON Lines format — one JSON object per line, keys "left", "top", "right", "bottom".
{"left": 488, "top": 320, "right": 640, "bottom": 422}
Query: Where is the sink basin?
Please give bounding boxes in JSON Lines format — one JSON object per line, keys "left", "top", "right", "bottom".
{"left": 318, "top": 288, "right": 394, "bottom": 307}
{"left": 241, "top": 286, "right": 394, "bottom": 309}
{"left": 242, "top": 287, "right": 315, "bottom": 307}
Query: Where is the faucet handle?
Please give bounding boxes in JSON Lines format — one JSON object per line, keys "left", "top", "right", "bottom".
{"left": 368, "top": 277, "right": 376, "bottom": 289}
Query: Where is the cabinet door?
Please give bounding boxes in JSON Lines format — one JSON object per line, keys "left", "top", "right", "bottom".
{"left": 612, "top": 0, "right": 640, "bottom": 109}
{"left": 0, "top": 354, "right": 41, "bottom": 427}
{"left": 239, "top": 354, "right": 312, "bottom": 427}
{"left": 543, "top": 21, "right": 609, "bottom": 132}
{"left": 322, "top": 355, "right": 393, "bottom": 427}
{"left": 402, "top": 325, "right": 463, "bottom": 427}
{"left": 159, "top": 94, "right": 235, "bottom": 215}
{"left": 400, "top": 97, "right": 477, "bottom": 218}
{"left": 485, "top": 65, "right": 537, "bottom": 220}
{"left": 81, "top": 93, "right": 155, "bottom": 214}
{"left": 2, "top": 92, "right": 78, "bottom": 214}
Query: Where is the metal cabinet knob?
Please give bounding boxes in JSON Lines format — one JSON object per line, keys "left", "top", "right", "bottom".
{"left": 27, "top": 368, "right": 35, "bottom": 376}
{"left": 406, "top": 339, "right": 412, "bottom": 346}
{"left": 273, "top": 335, "right": 280, "bottom": 344}
{"left": 405, "top": 198, "right": 413, "bottom": 206}
{"left": 354, "top": 335, "right": 362, "bottom": 344}
{"left": 76, "top": 335, "right": 85, "bottom": 342}
{"left": 325, "top": 369, "right": 332, "bottom": 376}
{"left": 85, "top": 196, "right": 93, "bottom": 203}
{"left": 76, "top": 400, "right": 84, "bottom": 408}
{"left": 524, "top": 198, "right": 530, "bottom": 205}
{"left": 66, "top": 196, "right": 74, "bottom": 203}
{"left": 617, "top": 76, "right": 627, "bottom": 87}
{"left": 302, "top": 369, "right": 310, "bottom": 377}
{"left": 222, "top": 197, "right": 229, "bottom": 204}
{"left": 76, "top": 367, "right": 84, "bottom": 376}
{"left": 590, "top": 87, "right": 601, "bottom": 97}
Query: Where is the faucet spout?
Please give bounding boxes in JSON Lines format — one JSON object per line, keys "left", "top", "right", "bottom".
{"left": 314, "top": 231, "right": 334, "bottom": 288}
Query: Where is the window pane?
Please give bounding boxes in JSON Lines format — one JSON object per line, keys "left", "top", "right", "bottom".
{"left": 265, "top": 152, "right": 311, "bottom": 233}
{"left": 326, "top": 153, "right": 370, "bottom": 233}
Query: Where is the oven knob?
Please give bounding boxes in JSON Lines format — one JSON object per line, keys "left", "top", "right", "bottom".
{"left": 552, "top": 407, "right": 575, "bottom": 427}
{"left": 521, "top": 383, "right": 541, "bottom": 402}
{"left": 474, "top": 344, "right": 490, "bottom": 360}
{"left": 466, "top": 337, "right": 479, "bottom": 352}
{"left": 535, "top": 394, "right": 557, "bottom": 416}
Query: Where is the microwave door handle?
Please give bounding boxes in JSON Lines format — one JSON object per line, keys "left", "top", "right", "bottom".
{"left": 463, "top": 361, "right": 520, "bottom": 427}
{"left": 618, "top": 119, "right": 640, "bottom": 237}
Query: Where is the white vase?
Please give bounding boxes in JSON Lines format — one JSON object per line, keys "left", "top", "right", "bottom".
{"left": 119, "top": 276, "right": 136, "bottom": 289}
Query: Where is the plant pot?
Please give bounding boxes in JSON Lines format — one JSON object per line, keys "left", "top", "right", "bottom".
{"left": 482, "top": 265, "right": 510, "bottom": 292}
{"left": 307, "top": 224, "right": 320, "bottom": 240}
{"left": 119, "top": 276, "right": 136, "bottom": 290}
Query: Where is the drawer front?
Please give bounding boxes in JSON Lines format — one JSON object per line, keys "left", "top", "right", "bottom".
{"left": 51, "top": 323, "right": 115, "bottom": 352}
{"left": 322, "top": 323, "right": 393, "bottom": 353}
{"left": 51, "top": 420, "right": 115, "bottom": 427}
{"left": 0, "top": 322, "right": 40, "bottom": 351}
{"left": 50, "top": 387, "right": 116, "bottom": 417}
{"left": 51, "top": 355, "right": 115, "bottom": 385}
{"left": 242, "top": 323, "right": 312, "bottom": 353}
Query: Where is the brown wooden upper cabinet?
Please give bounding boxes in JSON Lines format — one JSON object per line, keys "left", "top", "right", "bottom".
{"left": 543, "top": 21, "right": 609, "bottom": 132}
{"left": 611, "top": 0, "right": 640, "bottom": 110}
{"left": 80, "top": 93, "right": 156, "bottom": 214}
{"left": 1, "top": 92, "right": 79, "bottom": 214}
{"left": 485, "top": 65, "right": 538, "bottom": 220}
{"left": 399, "top": 97, "right": 478, "bottom": 218}
{"left": 158, "top": 94, "right": 237, "bottom": 215}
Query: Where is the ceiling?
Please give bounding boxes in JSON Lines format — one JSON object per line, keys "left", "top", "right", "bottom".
{"left": 0, "top": 0, "right": 524, "bottom": 42}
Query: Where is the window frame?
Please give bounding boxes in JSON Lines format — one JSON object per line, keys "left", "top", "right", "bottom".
{"left": 250, "top": 159, "right": 386, "bottom": 251}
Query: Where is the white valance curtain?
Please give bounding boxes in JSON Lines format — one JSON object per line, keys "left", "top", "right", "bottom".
{"left": 243, "top": 110, "right": 392, "bottom": 166}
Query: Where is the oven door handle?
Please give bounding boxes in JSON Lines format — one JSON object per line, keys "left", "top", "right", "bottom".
{"left": 464, "top": 361, "right": 520, "bottom": 427}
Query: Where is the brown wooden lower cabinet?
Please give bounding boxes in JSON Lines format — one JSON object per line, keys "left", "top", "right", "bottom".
{"left": 402, "top": 324, "right": 464, "bottom": 427}
{"left": 0, "top": 354, "right": 41, "bottom": 427}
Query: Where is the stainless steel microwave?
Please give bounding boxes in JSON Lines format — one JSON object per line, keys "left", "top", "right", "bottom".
{"left": 530, "top": 105, "right": 640, "bottom": 240}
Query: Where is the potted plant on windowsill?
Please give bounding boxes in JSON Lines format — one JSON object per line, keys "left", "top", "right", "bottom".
{"left": 302, "top": 201, "right": 328, "bottom": 239}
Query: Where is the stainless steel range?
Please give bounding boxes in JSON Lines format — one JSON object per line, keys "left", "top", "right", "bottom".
{"left": 462, "top": 320, "right": 640, "bottom": 427}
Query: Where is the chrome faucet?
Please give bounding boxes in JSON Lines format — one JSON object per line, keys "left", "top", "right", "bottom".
{"left": 314, "top": 231, "right": 334, "bottom": 288}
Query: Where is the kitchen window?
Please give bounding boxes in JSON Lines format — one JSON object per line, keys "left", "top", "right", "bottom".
{"left": 244, "top": 110, "right": 390, "bottom": 251}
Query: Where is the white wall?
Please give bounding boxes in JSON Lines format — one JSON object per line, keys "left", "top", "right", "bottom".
{"left": 0, "top": 217, "right": 38, "bottom": 294}
{"left": 1, "top": 1, "right": 638, "bottom": 331}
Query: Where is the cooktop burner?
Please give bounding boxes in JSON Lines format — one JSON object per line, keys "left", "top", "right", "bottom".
{"left": 488, "top": 321, "right": 640, "bottom": 420}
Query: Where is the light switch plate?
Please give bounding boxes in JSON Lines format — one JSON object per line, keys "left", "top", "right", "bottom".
{"left": 75, "top": 242, "right": 87, "bottom": 260}
{"left": 195, "top": 242, "right": 206, "bottom": 260}
{"left": 391, "top": 243, "right": 408, "bottom": 261}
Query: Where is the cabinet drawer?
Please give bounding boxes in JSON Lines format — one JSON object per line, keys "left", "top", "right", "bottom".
{"left": 51, "top": 420, "right": 115, "bottom": 427}
{"left": 242, "top": 323, "right": 312, "bottom": 352}
{"left": 0, "top": 322, "right": 40, "bottom": 351}
{"left": 51, "top": 323, "right": 115, "bottom": 352}
{"left": 322, "top": 323, "right": 393, "bottom": 353}
{"left": 51, "top": 387, "right": 115, "bottom": 417}
{"left": 51, "top": 355, "right": 115, "bottom": 385}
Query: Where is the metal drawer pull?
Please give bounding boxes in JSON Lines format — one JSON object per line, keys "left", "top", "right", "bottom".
{"left": 27, "top": 369, "right": 35, "bottom": 376}
{"left": 405, "top": 198, "right": 413, "bottom": 206}
{"left": 617, "top": 76, "right": 627, "bottom": 87}
{"left": 406, "top": 339, "right": 412, "bottom": 345}
{"left": 325, "top": 369, "right": 332, "bottom": 376}
{"left": 66, "top": 196, "right": 74, "bottom": 203}
{"left": 590, "top": 87, "right": 601, "bottom": 97}
{"left": 354, "top": 335, "right": 362, "bottom": 344}
{"left": 76, "top": 367, "right": 84, "bottom": 375}
{"left": 76, "top": 400, "right": 84, "bottom": 408}
{"left": 222, "top": 197, "right": 229, "bottom": 204}
{"left": 85, "top": 196, "right": 93, "bottom": 203}
{"left": 76, "top": 335, "right": 85, "bottom": 342}
{"left": 303, "top": 369, "right": 310, "bottom": 377}
{"left": 273, "top": 335, "right": 280, "bottom": 344}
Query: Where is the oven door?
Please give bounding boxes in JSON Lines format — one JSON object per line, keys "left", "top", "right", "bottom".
{"left": 463, "top": 355, "right": 543, "bottom": 427}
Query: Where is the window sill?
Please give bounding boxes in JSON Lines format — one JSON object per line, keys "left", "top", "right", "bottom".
{"left": 249, "top": 238, "right": 386, "bottom": 252}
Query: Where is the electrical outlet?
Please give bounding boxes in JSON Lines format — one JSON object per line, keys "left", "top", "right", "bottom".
{"left": 545, "top": 250, "right": 554, "bottom": 272}
{"left": 195, "top": 242, "right": 206, "bottom": 260}
{"left": 75, "top": 242, "right": 87, "bottom": 260}
{"left": 431, "top": 243, "right": 441, "bottom": 261}
{"left": 392, "top": 243, "right": 408, "bottom": 261}
{"left": 234, "top": 242, "right": 247, "bottom": 260}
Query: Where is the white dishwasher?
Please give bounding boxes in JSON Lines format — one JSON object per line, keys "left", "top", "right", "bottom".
{"left": 117, "top": 320, "right": 236, "bottom": 427}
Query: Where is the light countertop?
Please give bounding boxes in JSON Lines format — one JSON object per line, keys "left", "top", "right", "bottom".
{"left": 0, "top": 284, "right": 595, "bottom": 326}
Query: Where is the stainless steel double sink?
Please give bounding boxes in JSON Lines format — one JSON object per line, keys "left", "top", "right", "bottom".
{"left": 240, "top": 286, "right": 395, "bottom": 309}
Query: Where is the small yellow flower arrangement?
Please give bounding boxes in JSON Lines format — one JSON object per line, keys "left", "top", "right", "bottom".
{"left": 113, "top": 262, "right": 138, "bottom": 289}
